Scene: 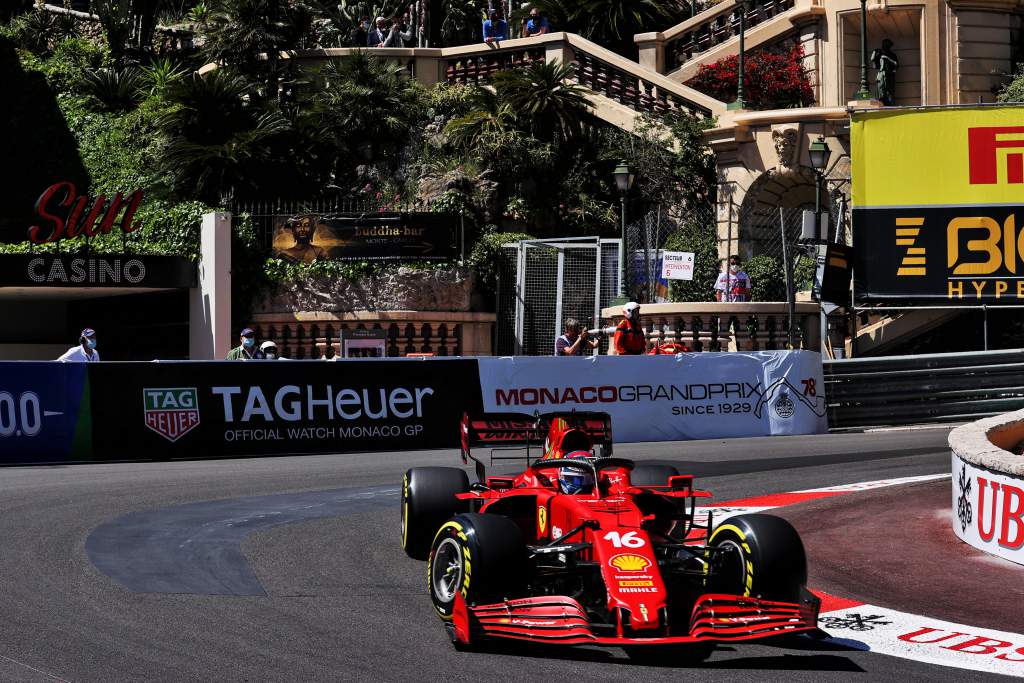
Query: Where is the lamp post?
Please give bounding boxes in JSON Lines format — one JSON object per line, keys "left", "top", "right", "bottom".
{"left": 728, "top": 0, "right": 752, "bottom": 110}
{"left": 854, "top": 0, "right": 872, "bottom": 100}
{"left": 613, "top": 161, "right": 635, "bottom": 303}
{"left": 807, "top": 135, "right": 832, "bottom": 354}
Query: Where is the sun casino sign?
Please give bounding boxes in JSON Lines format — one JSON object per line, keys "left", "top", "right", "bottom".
{"left": 0, "top": 182, "right": 195, "bottom": 289}
{"left": 852, "top": 105, "right": 1024, "bottom": 302}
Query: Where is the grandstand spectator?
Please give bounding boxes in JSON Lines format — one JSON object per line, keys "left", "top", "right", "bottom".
{"left": 367, "top": 17, "right": 390, "bottom": 47}
{"left": 523, "top": 7, "right": 550, "bottom": 36}
{"left": 555, "top": 319, "right": 598, "bottom": 356}
{"left": 57, "top": 328, "right": 100, "bottom": 362}
{"left": 383, "top": 13, "right": 416, "bottom": 47}
{"left": 714, "top": 256, "right": 752, "bottom": 302}
{"left": 483, "top": 9, "right": 508, "bottom": 43}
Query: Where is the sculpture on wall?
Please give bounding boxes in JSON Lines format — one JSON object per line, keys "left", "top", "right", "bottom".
{"left": 871, "top": 39, "right": 899, "bottom": 106}
{"left": 771, "top": 124, "right": 801, "bottom": 172}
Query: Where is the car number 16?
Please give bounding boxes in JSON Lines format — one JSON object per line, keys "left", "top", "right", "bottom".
{"left": 602, "top": 531, "right": 645, "bottom": 548}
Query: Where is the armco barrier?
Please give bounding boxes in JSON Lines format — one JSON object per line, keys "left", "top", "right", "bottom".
{"left": 948, "top": 410, "right": 1024, "bottom": 566}
{"left": 0, "top": 352, "right": 826, "bottom": 464}
{"left": 825, "top": 349, "right": 1024, "bottom": 429}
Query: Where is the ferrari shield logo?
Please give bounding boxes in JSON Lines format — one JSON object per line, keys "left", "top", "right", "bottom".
{"left": 143, "top": 387, "right": 200, "bottom": 442}
{"left": 537, "top": 506, "right": 548, "bottom": 535}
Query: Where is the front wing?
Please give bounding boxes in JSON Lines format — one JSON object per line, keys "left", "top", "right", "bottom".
{"left": 449, "top": 592, "right": 820, "bottom": 646}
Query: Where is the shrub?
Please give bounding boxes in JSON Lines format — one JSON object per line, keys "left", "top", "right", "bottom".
{"left": 42, "top": 38, "right": 107, "bottom": 93}
{"left": 468, "top": 228, "right": 534, "bottom": 292}
{"left": 744, "top": 253, "right": 818, "bottom": 302}
{"left": 687, "top": 45, "right": 814, "bottom": 110}
{"left": 82, "top": 66, "right": 143, "bottom": 111}
{"left": 998, "top": 64, "right": 1024, "bottom": 103}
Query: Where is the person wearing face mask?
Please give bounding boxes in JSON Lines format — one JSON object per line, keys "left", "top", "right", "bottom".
{"left": 613, "top": 302, "right": 646, "bottom": 355}
{"left": 715, "top": 256, "right": 752, "bottom": 302}
{"left": 227, "top": 328, "right": 264, "bottom": 360}
{"left": 260, "top": 340, "right": 287, "bottom": 360}
{"left": 57, "top": 328, "right": 100, "bottom": 361}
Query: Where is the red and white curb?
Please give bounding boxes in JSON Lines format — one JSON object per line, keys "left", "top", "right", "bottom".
{"left": 701, "top": 473, "right": 1024, "bottom": 677}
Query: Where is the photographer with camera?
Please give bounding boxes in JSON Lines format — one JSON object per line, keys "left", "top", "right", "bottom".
{"left": 555, "top": 318, "right": 599, "bottom": 356}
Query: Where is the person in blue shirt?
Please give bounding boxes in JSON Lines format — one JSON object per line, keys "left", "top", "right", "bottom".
{"left": 482, "top": 9, "right": 508, "bottom": 43}
{"left": 524, "top": 7, "right": 550, "bottom": 37}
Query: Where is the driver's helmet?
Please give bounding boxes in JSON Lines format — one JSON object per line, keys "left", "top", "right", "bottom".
{"left": 558, "top": 452, "right": 595, "bottom": 494}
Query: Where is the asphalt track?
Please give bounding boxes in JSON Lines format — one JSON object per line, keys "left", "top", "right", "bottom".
{"left": 0, "top": 427, "right": 1013, "bottom": 682}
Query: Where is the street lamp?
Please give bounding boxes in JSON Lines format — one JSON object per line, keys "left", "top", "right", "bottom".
{"left": 613, "top": 160, "right": 635, "bottom": 302}
{"left": 728, "top": 0, "right": 752, "bottom": 111}
{"left": 854, "top": 0, "right": 872, "bottom": 100}
{"left": 808, "top": 135, "right": 832, "bottom": 225}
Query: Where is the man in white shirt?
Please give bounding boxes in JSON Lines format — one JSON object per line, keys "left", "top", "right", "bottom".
{"left": 57, "top": 328, "right": 100, "bottom": 362}
{"left": 714, "top": 256, "right": 752, "bottom": 302}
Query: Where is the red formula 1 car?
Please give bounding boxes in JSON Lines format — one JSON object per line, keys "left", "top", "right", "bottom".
{"left": 400, "top": 411, "right": 818, "bottom": 659}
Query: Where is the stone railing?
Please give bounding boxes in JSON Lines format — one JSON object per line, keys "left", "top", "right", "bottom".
{"left": 249, "top": 311, "right": 495, "bottom": 359}
{"left": 257, "top": 32, "right": 726, "bottom": 124}
{"left": 636, "top": 0, "right": 823, "bottom": 77}
{"left": 601, "top": 302, "right": 820, "bottom": 353}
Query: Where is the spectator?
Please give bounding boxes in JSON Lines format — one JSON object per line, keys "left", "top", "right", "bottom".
{"left": 383, "top": 13, "right": 415, "bottom": 47}
{"left": 523, "top": 7, "right": 550, "bottom": 37}
{"left": 57, "top": 328, "right": 100, "bottom": 362}
{"left": 260, "top": 340, "right": 286, "bottom": 360}
{"left": 555, "top": 319, "right": 598, "bottom": 356}
{"left": 614, "top": 302, "right": 646, "bottom": 355}
{"left": 483, "top": 9, "right": 508, "bottom": 43}
{"left": 367, "top": 16, "right": 390, "bottom": 47}
{"left": 227, "top": 328, "right": 264, "bottom": 360}
{"left": 351, "top": 15, "right": 369, "bottom": 47}
{"left": 714, "top": 255, "right": 752, "bottom": 302}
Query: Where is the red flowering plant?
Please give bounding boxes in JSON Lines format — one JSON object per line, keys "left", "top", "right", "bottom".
{"left": 687, "top": 44, "right": 814, "bottom": 110}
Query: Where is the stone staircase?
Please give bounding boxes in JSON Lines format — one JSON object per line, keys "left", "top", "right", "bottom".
{"left": 635, "top": 0, "right": 825, "bottom": 85}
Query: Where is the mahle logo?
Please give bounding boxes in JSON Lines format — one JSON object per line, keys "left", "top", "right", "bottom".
{"left": 143, "top": 388, "right": 200, "bottom": 442}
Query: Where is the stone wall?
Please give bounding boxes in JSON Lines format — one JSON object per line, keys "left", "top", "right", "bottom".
{"left": 256, "top": 267, "right": 475, "bottom": 315}
{"left": 954, "top": 7, "right": 1022, "bottom": 103}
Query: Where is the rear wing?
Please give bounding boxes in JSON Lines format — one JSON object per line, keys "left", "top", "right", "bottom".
{"left": 459, "top": 411, "right": 613, "bottom": 481}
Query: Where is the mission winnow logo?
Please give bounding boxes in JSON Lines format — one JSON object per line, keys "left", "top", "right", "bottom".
{"left": 143, "top": 387, "right": 200, "bottom": 442}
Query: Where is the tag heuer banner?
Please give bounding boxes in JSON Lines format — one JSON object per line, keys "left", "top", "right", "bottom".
{"left": 852, "top": 105, "right": 1024, "bottom": 302}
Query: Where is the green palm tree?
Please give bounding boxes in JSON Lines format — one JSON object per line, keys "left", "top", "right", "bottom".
{"left": 489, "top": 60, "right": 592, "bottom": 142}
{"left": 158, "top": 70, "right": 293, "bottom": 202}
{"left": 444, "top": 88, "right": 517, "bottom": 150}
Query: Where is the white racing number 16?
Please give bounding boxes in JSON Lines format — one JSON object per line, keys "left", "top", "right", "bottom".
{"left": 602, "top": 530, "right": 645, "bottom": 548}
{"left": 0, "top": 392, "right": 42, "bottom": 438}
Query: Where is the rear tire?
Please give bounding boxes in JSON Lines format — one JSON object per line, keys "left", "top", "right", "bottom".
{"left": 630, "top": 464, "right": 680, "bottom": 487}
{"left": 401, "top": 467, "right": 469, "bottom": 560}
{"left": 706, "top": 513, "right": 807, "bottom": 602}
{"left": 427, "top": 513, "right": 527, "bottom": 620}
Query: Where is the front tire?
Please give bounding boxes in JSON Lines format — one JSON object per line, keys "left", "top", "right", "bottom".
{"left": 706, "top": 513, "right": 807, "bottom": 602}
{"left": 427, "top": 513, "right": 527, "bottom": 620}
{"left": 401, "top": 467, "right": 469, "bottom": 559}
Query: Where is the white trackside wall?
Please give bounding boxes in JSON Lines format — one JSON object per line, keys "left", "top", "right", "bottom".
{"left": 951, "top": 453, "right": 1024, "bottom": 567}
{"left": 477, "top": 351, "right": 828, "bottom": 442}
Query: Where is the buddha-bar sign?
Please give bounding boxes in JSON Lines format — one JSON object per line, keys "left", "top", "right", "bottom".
{"left": 852, "top": 105, "right": 1024, "bottom": 303}
{"left": 29, "top": 181, "right": 143, "bottom": 244}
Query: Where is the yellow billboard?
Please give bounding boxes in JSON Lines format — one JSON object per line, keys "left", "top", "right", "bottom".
{"left": 852, "top": 105, "right": 1024, "bottom": 301}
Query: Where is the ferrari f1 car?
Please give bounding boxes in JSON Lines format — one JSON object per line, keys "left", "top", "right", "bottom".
{"left": 400, "top": 411, "right": 818, "bottom": 656}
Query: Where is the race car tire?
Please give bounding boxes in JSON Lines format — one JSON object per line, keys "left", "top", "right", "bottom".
{"left": 706, "top": 513, "right": 807, "bottom": 602}
{"left": 401, "top": 467, "right": 470, "bottom": 560}
{"left": 629, "top": 464, "right": 680, "bottom": 487}
{"left": 427, "top": 513, "right": 527, "bottom": 621}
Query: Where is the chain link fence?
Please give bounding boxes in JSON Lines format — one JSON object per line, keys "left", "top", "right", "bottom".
{"left": 496, "top": 238, "right": 620, "bottom": 356}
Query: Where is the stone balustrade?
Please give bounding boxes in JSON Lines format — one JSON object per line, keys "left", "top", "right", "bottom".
{"left": 600, "top": 302, "right": 820, "bottom": 353}
{"left": 250, "top": 311, "right": 495, "bottom": 359}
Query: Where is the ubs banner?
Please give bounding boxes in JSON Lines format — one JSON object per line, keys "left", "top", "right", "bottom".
{"left": 477, "top": 352, "right": 828, "bottom": 442}
{"left": 88, "top": 360, "right": 483, "bottom": 458}
{"left": 852, "top": 105, "right": 1024, "bottom": 302}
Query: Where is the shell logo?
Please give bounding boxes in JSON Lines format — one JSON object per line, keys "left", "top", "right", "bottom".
{"left": 609, "top": 553, "right": 651, "bottom": 572}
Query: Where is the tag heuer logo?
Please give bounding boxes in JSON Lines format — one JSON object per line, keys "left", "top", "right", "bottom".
{"left": 143, "top": 388, "right": 200, "bottom": 442}
{"left": 774, "top": 394, "right": 795, "bottom": 419}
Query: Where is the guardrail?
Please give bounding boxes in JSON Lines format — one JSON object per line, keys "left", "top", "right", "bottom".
{"left": 825, "top": 349, "right": 1024, "bottom": 429}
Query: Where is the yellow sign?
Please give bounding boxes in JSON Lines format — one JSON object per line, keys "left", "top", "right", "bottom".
{"left": 537, "top": 506, "right": 547, "bottom": 535}
{"left": 609, "top": 554, "right": 651, "bottom": 572}
{"left": 852, "top": 106, "right": 1024, "bottom": 208}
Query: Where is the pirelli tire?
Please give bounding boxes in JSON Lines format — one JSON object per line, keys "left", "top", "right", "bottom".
{"left": 706, "top": 513, "right": 807, "bottom": 603}
{"left": 629, "top": 464, "right": 681, "bottom": 487}
{"left": 401, "top": 467, "right": 470, "bottom": 560}
{"left": 427, "top": 513, "right": 528, "bottom": 621}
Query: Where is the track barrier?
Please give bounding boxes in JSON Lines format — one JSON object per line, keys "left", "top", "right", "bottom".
{"left": 0, "top": 352, "right": 826, "bottom": 464}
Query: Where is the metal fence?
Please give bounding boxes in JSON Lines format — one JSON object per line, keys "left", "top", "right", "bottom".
{"left": 496, "top": 237, "right": 620, "bottom": 356}
{"left": 825, "top": 348, "right": 1024, "bottom": 429}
